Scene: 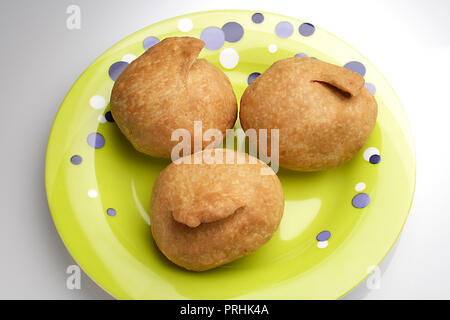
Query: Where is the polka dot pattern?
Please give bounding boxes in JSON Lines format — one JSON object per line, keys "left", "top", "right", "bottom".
{"left": 275, "top": 21, "right": 294, "bottom": 38}
{"left": 88, "top": 190, "right": 98, "bottom": 198}
{"left": 316, "top": 231, "right": 331, "bottom": 241}
{"left": 363, "top": 147, "right": 380, "bottom": 162}
{"left": 178, "top": 18, "right": 193, "bottom": 32}
{"left": 317, "top": 241, "right": 328, "bottom": 249}
{"left": 97, "top": 115, "right": 106, "bottom": 123}
{"left": 247, "top": 72, "right": 261, "bottom": 85}
{"left": 105, "top": 111, "right": 114, "bottom": 122}
{"left": 365, "top": 83, "right": 377, "bottom": 95}
{"left": 352, "top": 193, "right": 371, "bottom": 208}
{"left": 369, "top": 154, "right": 381, "bottom": 164}
{"left": 70, "top": 155, "right": 82, "bottom": 165}
{"left": 344, "top": 61, "right": 366, "bottom": 77}
{"left": 122, "top": 54, "right": 136, "bottom": 63}
{"left": 268, "top": 44, "right": 278, "bottom": 53}
{"left": 107, "top": 208, "right": 117, "bottom": 216}
{"left": 89, "top": 95, "right": 106, "bottom": 110}
{"left": 219, "top": 48, "right": 239, "bottom": 69}
{"left": 295, "top": 53, "right": 308, "bottom": 58}
{"left": 252, "top": 13, "right": 264, "bottom": 24}
{"left": 200, "top": 27, "right": 225, "bottom": 50}
{"left": 299, "top": 23, "right": 315, "bottom": 37}
{"left": 87, "top": 132, "right": 105, "bottom": 149}
{"left": 143, "top": 36, "right": 159, "bottom": 50}
{"left": 109, "top": 61, "right": 128, "bottom": 81}
{"left": 222, "top": 22, "right": 244, "bottom": 42}
{"left": 355, "top": 182, "right": 366, "bottom": 192}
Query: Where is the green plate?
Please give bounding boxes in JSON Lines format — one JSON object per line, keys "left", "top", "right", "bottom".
{"left": 45, "top": 10, "right": 415, "bottom": 299}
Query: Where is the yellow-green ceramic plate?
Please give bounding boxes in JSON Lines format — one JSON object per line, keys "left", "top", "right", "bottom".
{"left": 45, "top": 10, "right": 415, "bottom": 299}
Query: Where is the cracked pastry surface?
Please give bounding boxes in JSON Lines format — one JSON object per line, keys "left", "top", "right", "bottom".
{"left": 110, "top": 37, "right": 237, "bottom": 158}
{"left": 150, "top": 149, "right": 285, "bottom": 271}
{"left": 240, "top": 57, "right": 378, "bottom": 171}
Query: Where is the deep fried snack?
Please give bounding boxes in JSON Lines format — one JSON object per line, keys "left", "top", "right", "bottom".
{"left": 150, "top": 149, "right": 284, "bottom": 271}
{"left": 240, "top": 57, "right": 378, "bottom": 171}
{"left": 110, "top": 37, "right": 237, "bottom": 158}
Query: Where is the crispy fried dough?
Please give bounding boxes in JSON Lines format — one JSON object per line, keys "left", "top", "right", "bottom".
{"left": 111, "top": 37, "right": 237, "bottom": 158}
{"left": 240, "top": 57, "right": 378, "bottom": 171}
{"left": 150, "top": 149, "right": 284, "bottom": 271}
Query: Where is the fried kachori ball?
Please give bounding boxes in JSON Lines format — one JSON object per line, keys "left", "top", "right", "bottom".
{"left": 240, "top": 57, "right": 378, "bottom": 171}
{"left": 150, "top": 149, "right": 284, "bottom": 271}
{"left": 110, "top": 37, "right": 237, "bottom": 158}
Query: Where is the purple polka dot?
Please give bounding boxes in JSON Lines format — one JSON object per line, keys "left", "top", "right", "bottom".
{"left": 344, "top": 61, "right": 366, "bottom": 77}
{"left": 316, "top": 231, "right": 331, "bottom": 241}
{"left": 106, "top": 208, "right": 117, "bottom": 217}
{"left": 295, "top": 53, "right": 308, "bottom": 57}
{"left": 109, "top": 61, "right": 128, "bottom": 81}
{"left": 200, "top": 27, "right": 225, "bottom": 50}
{"left": 222, "top": 22, "right": 244, "bottom": 42}
{"left": 369, "top": 154, "right": 381, "bottom": 164}
{"left": 352, "top": 193, "right": 371, "bottom": 208}
{"left": 275, "top": 21, "right": 294, "bottom": 38}
{"left": 105, "top": 111, "right": 114, "bottom": 123}
{"left": 365, "top": 83, "right": 376, "bottom": 95}
{"left": 87, "top": 132, "right": 105, "bottom": 149}
{"left": 247, "top": 72, "right": 261, "bottom": 85}
{"left": 299, "top": 23, "right": 315, "bottom": 37}
{"left": 252, "top": 13, "right": 264, "bottom": 24}
{"left": 143, "top": 36, "right": 159, "bottom": 50}
{"left": 70, "top": 155, "right": 82, "bottom": 165}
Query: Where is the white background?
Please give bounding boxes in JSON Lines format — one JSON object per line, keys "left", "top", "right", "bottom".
{"left": 1, "top": 0, "right": 449, "bottom": 299}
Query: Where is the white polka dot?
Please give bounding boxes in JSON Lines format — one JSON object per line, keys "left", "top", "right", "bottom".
{"left": 178, "top": 18, "right": 193, "bottom": 32}
{"left": 121, "top": 54, "right": 136, "bottom": 63}
{"left": 89, "top": 95, "right": 106, "bottom": 110}
{"left": 97, "top": 115, "right": 106, "bottom": 123}
{"left": 317, "top": 241, "right": 328, "bottom": 248}
{"left": 355, "top": 182, "right": 366, "bottom": 192}
{"left": 88, "top": 190, "right": 98, "bottom": 198}
{"left": 219, "top": 48, "right": 239, "bottom": 69}
{"left": 363, "top": 147, "right": 380, "bottom": 161}
{"left": 268, "top": 44, "right": 278, "bottom": 53}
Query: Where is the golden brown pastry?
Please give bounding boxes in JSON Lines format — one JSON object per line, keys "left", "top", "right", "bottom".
{"left": 110, "top": 37, "right": 237, "bottom": 158}
{"left": 150, "top": 149, "right": 284, "bottom": 271}
{"left": 240, "top": 57, "right": 378, "bottom": 171}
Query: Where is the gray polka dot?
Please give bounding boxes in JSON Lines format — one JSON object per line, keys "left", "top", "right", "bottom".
{"left": 299, "top": 23, "right": 315, "bottom": 37}
{"left": 352, "top": 193, "right": 371, "bottom": 208}
{"left": 369, "top": 154, "right": 381, "bottom": 164}
{"left": 107, "top": 208, "right": 117, "bottom": 216}
{"left": 70, "top": 155, "right": 82, "bottom": 165}
{"left": 87, "top": 132, "right": 105, "bottom": 149}
{"left": 247, "top": 72, "right": 261, "bottom": 85}
{"left": 316, "top": 231, "right": 331, "bottom": 241}
{"left": 108, "top": 61, "right": 128, "bottom": 81}
{"left": 252, "top": 13, "right": 264, "bottom": 24}
{"left": 275, "top": 21, "right": 294, "bottom": 38}
{"left": 222, "top": 22, "right": 244, "bottom": 42}
{"left": 365, "top": 83, "right": 376, "bottom": 95}
{"left": 143, "top": 36, "right": 159, "bottom": 50}
{"left": 200, "top": 27, "right": 225, "bottom": 50}
{"left": 344, "top": 61, "right": 366, "bottom": 77}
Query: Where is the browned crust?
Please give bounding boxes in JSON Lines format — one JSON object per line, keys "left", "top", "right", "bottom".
{"left": 240, "top": 57, "right": 378, "bottom": 171}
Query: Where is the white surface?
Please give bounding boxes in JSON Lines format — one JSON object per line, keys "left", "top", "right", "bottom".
{"left": 1, "top": 0, "right": 449, "bottom": 299}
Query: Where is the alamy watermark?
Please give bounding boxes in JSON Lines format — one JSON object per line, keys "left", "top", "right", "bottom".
{"left": 66, "top": 5, "right": 81, "bottom": 30}
{"left": 170, "top": 121, "right": 279, "bottom": 175}
{"left": 66, "top": 265, "right": 81, "bottom": 290}
{"left": 365, "top": 265, "right": 381, "bottom": 290}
